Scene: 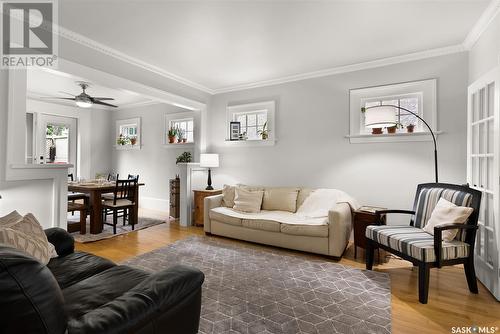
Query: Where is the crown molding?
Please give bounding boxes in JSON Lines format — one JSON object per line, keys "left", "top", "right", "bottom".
{"left": 463, "top": 0, "right": 500, "bottom": 50}
{"left": 212, "top": 44, "right": 466, "bottom": 94}
{"left": 56, "top": 26, "right": 215, "bottom": 95}
{"left": 116, "top": 100, "right": 163, "bottom": 110}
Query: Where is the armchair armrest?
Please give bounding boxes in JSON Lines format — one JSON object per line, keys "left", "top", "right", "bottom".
{"left": 44, "top": 227, "right": 74, "bottom": 257}
{"left": 67, "top": 265, "right": 205, "bottom": 334}
{"left": 434, "top": 224, "right": 477, "bottom": 268}
{"left": 204, "top": 194, "right": 223, "bottom": 233}
{"left": 374, "top": 209, "right": 416, "bottom": 225}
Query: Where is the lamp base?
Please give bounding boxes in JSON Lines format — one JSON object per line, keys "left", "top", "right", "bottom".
{"left": 205, "top": 185, "right": 214, "bottom": 190}
{"left": 205, "top": 168, "right": 213, "bottom": 190}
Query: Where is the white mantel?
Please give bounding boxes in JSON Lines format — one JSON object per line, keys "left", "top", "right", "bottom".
{"left": 177, "top": 163, "right": 206, "bottom": 226}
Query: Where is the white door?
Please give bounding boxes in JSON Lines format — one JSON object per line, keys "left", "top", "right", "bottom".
{"left": 467, "top": 67, "right": 500, "bottom": 301}
{"left": 35, "top": 114, "right": 78, "bottom": 175}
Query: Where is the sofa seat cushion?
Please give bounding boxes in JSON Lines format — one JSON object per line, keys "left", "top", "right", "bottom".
{"left": 63, "top": 265, "right": 149, "bottom": 320}
{"left": 242, "top": 219, "right": 281, "bottom": 232}
{"left": 366, "top": 225, "right": 470, "bottom": 262}
{"left": 280, "top": 223, "right": 329, "bottom": 237}
{"left": 209, "top": 207, "right": 243, "bottom": 226}
{"left": 47, "top": 251, "right": 115, "bottom": 289}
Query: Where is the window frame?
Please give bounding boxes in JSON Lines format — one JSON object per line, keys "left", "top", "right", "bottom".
{"left": 164, "top": 111, "right": 197, "bottom": 146}
{"left": 169, "top": 117, "right": 195, "bottom": 143}
{"left": 349, "top": 79, "right": 438, "bottom": 143}
{"left": 226, "top": 100, "right": 276, "bottom": 144}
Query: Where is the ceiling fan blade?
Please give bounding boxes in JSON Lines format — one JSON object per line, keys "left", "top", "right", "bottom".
{"left": 92, "top": 99, "right": 118, "bottom": 108}
{"left": 40, "top": 97, "right": 76, "bottom": 101}
{"left": 92, "top": 97, "right": 115, "bottom": 101}
{"left": 58, "top": 91, "right": 77, "bottom": 97}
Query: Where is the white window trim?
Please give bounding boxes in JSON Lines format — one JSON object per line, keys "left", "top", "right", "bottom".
{"left": 115, "top": 117, "right": 141, "bottom": 150}
{"left": 348, "top": 79, "right": 439, "bottom": 143}
{"left": 226, "top": 100, "right": 276, "bottom": 145}
{"left": 164, "top": 111, "right": 196, "bottom": 148}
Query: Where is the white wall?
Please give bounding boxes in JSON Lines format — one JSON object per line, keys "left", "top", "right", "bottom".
{"left": 207, "top": 52, "right": 469, "bottom": 222}
{"left": 111, "top": 103, "right": 199, "bottom": 212}
{"left": 469, "top": 13, "right": 500, "bottom": 83}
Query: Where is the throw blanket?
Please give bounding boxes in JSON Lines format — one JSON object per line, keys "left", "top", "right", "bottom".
{"left": 296, "top": 189, "right": 360, "bottom": 218}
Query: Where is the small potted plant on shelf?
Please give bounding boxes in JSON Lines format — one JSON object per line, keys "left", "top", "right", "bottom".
{"left": 386, "top": 125, "right": 397, "bottom": 134}
{"left": 257, "top": 121, "right": 270, "bottom": 140}
{"left": 176, "top": 127, "right": 185, "bottom": 143}
{"left": 117, "top": 134, "right": 130, "bottom": 146}
{"left": 168, "top": 127, "right": 177, "bottom": 144}
{"left": 130, "top": 137, "right": 137, "bottom": 145}
{"left": 406, "top": 124, "right": 415, "bottom": 133}
{"left": 176, "top": 151, "right": 192, "bottom": 164}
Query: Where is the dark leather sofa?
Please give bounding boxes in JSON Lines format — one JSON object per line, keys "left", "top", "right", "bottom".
{"left": 0, "top": 227, "right": 204, "bottom": 334}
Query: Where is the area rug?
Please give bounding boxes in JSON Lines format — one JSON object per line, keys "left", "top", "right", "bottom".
{"left": 124, "top": 237, "right": 392, "bottom": 334}
{"left": 69, "top": 214, "right": 166, "bottom": 243}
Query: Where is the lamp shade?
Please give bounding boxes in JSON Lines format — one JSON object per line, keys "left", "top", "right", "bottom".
{"left": 200, "top": 154, "right": 219, "bottom": 168}
{"left": 364, "top": 106, "right": 398, "bottom": 128}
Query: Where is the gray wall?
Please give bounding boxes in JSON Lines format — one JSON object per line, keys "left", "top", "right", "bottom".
{"left": 207, "top": 52, "right": 469, "bottom": 218}
{"left": 469, "top": 14, "right": 500, "bottom": 83}
{"left": 89, "top": 109, "right": 113, "bottom": 178}
{"left": 111, "top": 103, "right": 196, "bottom": 211}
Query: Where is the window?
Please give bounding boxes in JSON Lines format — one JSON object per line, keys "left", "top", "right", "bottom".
{"left": 115, "top": 118, "right": 141, "bottom": 149}
{"left": 169, "top": 118, "right": 194, "bottom": 143}
{"left": 362, "top": 94, "right": 421, "bottom": 134}
{"left": 349, "top": 79, "right": 437, "bottom": 143}
{"left": 226, "top": 101, "right": 275, "bottom": 144}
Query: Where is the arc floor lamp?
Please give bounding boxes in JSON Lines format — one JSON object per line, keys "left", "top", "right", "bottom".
{"left": 363, "top": 105, "right": 439, "bottom": 183}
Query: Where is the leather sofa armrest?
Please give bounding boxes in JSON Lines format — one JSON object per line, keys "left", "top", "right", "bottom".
{"left": 67, "top": 265, "right": 205, "bottom": 334}
{"left": 204, "top": 194, "right": 223, "bottom": 233}
{"left": 328, "top": 203, "right": 352, "bottom": 258}
{"left": 45, "top": 227, "right": 75, "bottom": 257}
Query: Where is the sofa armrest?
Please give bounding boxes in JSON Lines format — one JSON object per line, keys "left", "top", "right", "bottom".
{"left": 328, "top": 203, "right": 352, "bottom": 258}
{"left": 67, "top": 265, "right": 205, "bottom": 334}
{"left": 44, "top": 227, "right": 74, "bottom": 257}
{"left": 204, "top": 194, "right": 223, "bottom": 233}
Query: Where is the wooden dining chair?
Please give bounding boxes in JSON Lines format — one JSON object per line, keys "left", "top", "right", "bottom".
{"left": 67, "top": 174, "right": 88, "bottom": 215}
{"left": 102, "top": 178, "right": 138, "bottom": 234}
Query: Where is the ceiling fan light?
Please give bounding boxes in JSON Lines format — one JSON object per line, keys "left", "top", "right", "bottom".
{"left": 75, "top": 100, "right": 92, "bottom": 108}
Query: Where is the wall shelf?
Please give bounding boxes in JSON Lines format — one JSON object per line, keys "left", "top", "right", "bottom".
{"left": 114, "top": 145, "right": 141, "bottom": 150}
{"left": 346, "top": 131, "right": 443, "bottom": 143}
{"left": 163, "top": 143, "right": 195, "bottom": 149}
{"left": 223, "top": 139, "right": 276, "bottom": 147}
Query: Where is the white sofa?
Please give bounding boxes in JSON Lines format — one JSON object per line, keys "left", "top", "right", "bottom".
{"left": 203, "top": 186, "right": 354, "bottom": 259}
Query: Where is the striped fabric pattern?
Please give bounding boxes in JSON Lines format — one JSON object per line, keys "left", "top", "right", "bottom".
{"left": 366, "top": 225, "right": 470, "bottom": 262}
{"left": 414, "top": 188, "right": 473, "bottom": 241}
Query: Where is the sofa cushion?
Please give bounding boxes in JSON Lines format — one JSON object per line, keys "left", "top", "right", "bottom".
{"left": 0, "top": 210, "right": 22, "bottom": 226}
{"left": 47, "top": 251, "right": 116, "bottom": 289}
{"left": 222, "top": 184, "right": 236, "bottom": 208}
{"left": 63, "top": 265, "right": 149, "bottom": 320}
{"left": 233, "top": 187, "right": 264, "bottom": 213}
{"left": 262, "top": 187, "right": 300, "bottom": 212}
{"left": 242, "top": 219, "right": 281, "bottom": 232}
{"left": 280, "top": 223, "right": 329, "bottom": 237}
{"left": 209, "top": 207, "right": 243, "bottom": 226}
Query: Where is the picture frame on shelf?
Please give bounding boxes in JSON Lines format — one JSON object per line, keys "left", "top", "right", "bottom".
{"left": 230, "top": 121, "right": 241, "bottom": 141}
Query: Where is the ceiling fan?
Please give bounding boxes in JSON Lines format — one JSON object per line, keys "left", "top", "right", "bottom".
{"left": 45, "top": 82, "right": 118, "bottom": 108}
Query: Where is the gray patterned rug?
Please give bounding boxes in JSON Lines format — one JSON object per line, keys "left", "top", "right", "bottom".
{"left": 124, "top": 237, "right": 391, "bottom": 334}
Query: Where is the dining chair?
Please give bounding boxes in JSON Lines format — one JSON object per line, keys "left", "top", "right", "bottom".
{"left": 365, "top": 183, "right": 482, "bottom": 304}
{"left": 102, "top": 178, "right": 138, "bottom": 234}
{"left": 102, "top": 175, "right": 139, "bottom": 224}
{"left": 67, "top": 174, "right": 88, "bottom": 215}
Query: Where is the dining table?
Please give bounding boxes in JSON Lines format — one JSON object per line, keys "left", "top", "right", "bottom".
{"left": 68, "top": 180, "right": 145, "bottom": 234}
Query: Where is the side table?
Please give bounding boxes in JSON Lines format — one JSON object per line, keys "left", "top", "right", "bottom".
{"left": 353, "top": 208, "right": 386, "bottom": 259}
{"left": 193, "top": 189, "right": 222, "bottom": 227}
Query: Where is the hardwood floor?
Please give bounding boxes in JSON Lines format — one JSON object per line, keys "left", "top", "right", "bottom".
{"left": 76, "top": 211, "right": 500, "bottom": 334}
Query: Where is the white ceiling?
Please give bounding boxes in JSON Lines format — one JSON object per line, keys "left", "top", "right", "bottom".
{"left": 27, "top": 68, "right": 153, "bottom": 109}
{"left": 59, "top": 0, "right": 490, "bottom": 92}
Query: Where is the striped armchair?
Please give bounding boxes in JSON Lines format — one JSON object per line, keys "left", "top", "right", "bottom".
{"left": 365, "top": 183, "right": 482, "bottom": 304}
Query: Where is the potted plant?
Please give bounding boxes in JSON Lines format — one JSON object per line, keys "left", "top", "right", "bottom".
{"left": 130, "top": 137, "right": 137, "bottom": 145}
{"left": 168, "top": 127, "right": 177, "bottom": 144}
{"left": 176, "top": 151, "right": 192, "bottom": 164}
{"left": 257, "top": 122, "right": 270, "bottom": 140}
{"left": 176, "top": 127, "right": 185, "bottom": 143}
{"left": 407, "top": 124, "right": 415, "bottom": 133}
{"left": 387, "top": 125, "right": 397, "bottom": 134}
{"left": 371, "top": 128, "right": 383, "bottom": 135}
{"left": 117, "top": 134, "right": 130, "bottom": 146}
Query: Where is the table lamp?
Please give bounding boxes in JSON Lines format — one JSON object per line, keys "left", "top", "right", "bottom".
{"left": 200, "top": 154, "right": 219, "bottom": 190}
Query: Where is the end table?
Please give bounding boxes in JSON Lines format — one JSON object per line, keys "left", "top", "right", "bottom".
{"left": 353, "top": 208, "right": 386, "bottom": 259}
{"left": 193, "top": 189, "right": 222, "bottom": 227}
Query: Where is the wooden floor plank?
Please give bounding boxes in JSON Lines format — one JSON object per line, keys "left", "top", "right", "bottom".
{"left": 75, "top": 211, "right": 500, "bottom": 334}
